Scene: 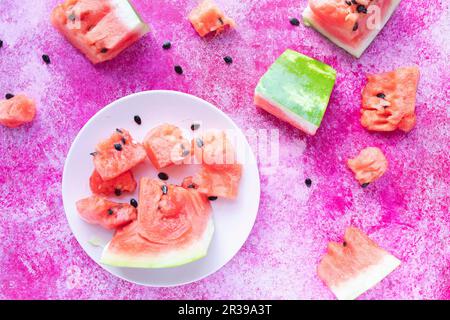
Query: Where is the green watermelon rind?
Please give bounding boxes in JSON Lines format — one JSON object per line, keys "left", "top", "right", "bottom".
{"left": 100, "top": 218, "right": 214, "bottom": 269}
{"left": 302, "top": 0, "right": 401, "bottom": 58}
{"left": 111, "top": 0, "right": 150, "bottom": 36}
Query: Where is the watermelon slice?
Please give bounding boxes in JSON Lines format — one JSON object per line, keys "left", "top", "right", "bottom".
{"left": 303, "top": 0, "right": 401, "bottom": 58}
{"left": 318, "top": 227, "right": 401, "bottom": 300}
{"left": 254, "top": 49, "right": 336, "bottom": 135}
{"left": 92, "top": 128, "right": 147, "bottom": 181}
{"left": 0, "top": 95, "right": 36, "bottom": 128}
{"left": 100, "top": 178, "right": 214, "bottom": 268}
{"left": 347, "top": 147, "right": 388, "bottom": 185}
{"left": 193, "top": 164, "right": 242, "bottom": 199}
{"left": 76, "top": 195, "right": 137, "bottom": 230}
{"left": 51, "top": 0, "right": 149, "bottom": 64}
{"left": 361, "top": 66, "right": 420, "bottom": 132}
{"left": 143, "top": 124, "right": 191, "bottom": 170}
{"left": 188, "top": 0, "right": 235, "bottom": 37}
{"left": 89, "top": 169, "right": 136, "bottom": 196}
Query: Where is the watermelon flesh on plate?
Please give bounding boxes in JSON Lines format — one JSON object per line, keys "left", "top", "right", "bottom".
{"left": 189, "top": 0, "right": 235, "bottom": 37}
{"left": 51, "top": 0, "right": 149, "bottom": 64}
{"left": 101, "top": 178, "right": 214, "bottom": 268}
{"left": 92, "top": 128, "right": 147, "bottom": 181}
{"left": 254, "top": 49, "right": 336, "bottom": 135}
{"left": 143, "top": 124, "right": 191, "bottom": 170}
{"left": 318, "top": 227, "right": 401, "bottom": 300}
{"left": 303, "top": 0, "right": 401, "bottom": 58}
{"left": 89, "top": 169, "right": 136, "bottom": 196}
{"left": 347, "top": 147, "right": 388, "bottom": 185}
{"left": 76, "top": 195, "right": 137, "bottom": 230}
{"left": 0, "top": 95, "right": 36, "bottom": 128}
{"left": 361, "top": 66, "right": 420, "bottom": 132}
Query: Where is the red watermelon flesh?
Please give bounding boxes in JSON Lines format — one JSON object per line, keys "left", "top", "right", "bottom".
{"left": 51, "top": 0, "right": 149, "bottom": 64}
{"left": 192, "top": 164, "right": 242, "bottom": 199}
{"left": 347, "top": 147, "right": 388, "bottom": 185}
{"left": 93, "top": 128, "right": 147, "bottom": 181}
{"left": 0, "top": 95, "right": 36, "bottom": 128}
{"left": 361, "top": 66, "right": 420, "bottom": 132}
{"left": 76, "top": 195, "right": 137, "bottom": 230}
{"left": 101, "top": 178, "right": 214, "bottom": 268}
{"left": 89, "top": 169, "right": 136, "bottom": 196}
{"left": 193, "top": 130, "right": 238, "bottom": 166}
{"left": 318, "top": 227, "right": 401, "bottom": 300}
{"left": 181, "top": 176, "right": 198, "bottom": 189}
{"left": 188, "top": 0, "right": 235, "bottom": 37}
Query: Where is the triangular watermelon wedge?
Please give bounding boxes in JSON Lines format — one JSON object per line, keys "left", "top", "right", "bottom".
{"left": 318, "top": 227, "right": 401, "bottom": 300}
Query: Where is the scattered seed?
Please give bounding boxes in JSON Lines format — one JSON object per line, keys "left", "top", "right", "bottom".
{"left": 305, "top": 178, "right": 312, "bottom": 188}
{"left": 134, "top": 115, "right": 142, "bottom": 125}
{"left": 191, "top": 123, "right": 200, "bottom": 131}
{"left": 345, "top": 0, "right": 352, "bottom": 5}
{"left": 162, "top": 41, "right": 171, "bottom": 50}
{"left": 289, "top": 17, "right": 300, "bottom": 26}
{"left": 114, "top": 143, "right": 122, "bottom": 151}
{"left": 361, "top": 183, "right": 370, "bottom": 188}
{"left": 161, "top": 185, "right": 168, "bottom": 195}
{"left": 107, "top": 209, "right": 114, "bottom": 215}
{"left": 352, "top": 22, "right": 359, "bottom": 31}
{"left": 42, "top": 54, "right": 51, "bottom": 64}
{"left": 187, "top": 184, "right": 196, "bottom": 189}
{"left": 376, "top": 93, "right": 386, "bottom": 99}
{"left": 130, "top": 198, "right": 138, "bottom": 208}
{"left": 174, "top": 65, "right": 183, "bottom": 75}
{"left": 114, "top": 189, "right": 122, "bottom": 196}
{"left": 90, "top": 152, "right": 97, "bottom": 156}
{"left": 196, "top": 138, "right": 204, "bottom": 148}
{"left": 121, "top": 137, "right": 126, "bottom": 145}
{"left": 224, "top": 56, "right": 233, "bottom": 64}
{"left": 0, "top": 40, "right": 3, "bottom": 48}
{"left": 208, "top": 196, "right": 218, "bottom": 201}
{"left": 116, "top": 128, "right": 123, "bottom": 133}
{"left": 158, "top": 172, "right": 169, "bottom": 181}
{"left": 357, "top": 5, "right": 367, "bottom": 14}
{"left": 101, "top": 48, "right": 108, "bottom": 53}
{"left": 5, "top": 93, "right": 14, "bottom": 100}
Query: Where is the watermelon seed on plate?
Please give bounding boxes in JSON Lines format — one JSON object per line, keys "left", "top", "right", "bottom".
{"left": 121, "top": 137, "right": 126, "bottom": 145}
{"left": 196, "top": 138, "right": 204, "bottom": 148}
{"left": 161, "top": 185, "right": 168, "bottom": 195}
{"left": 305, "top": 178, "right": 312, "bottom": 187}
{"left": 158, "top": 172, "right": 169, "bottom": 181}
{"left": 107, "top": 209, "right": 114, "bottom": 215}
{"left": 114, "top": 143, "right": 122, "bottom": 151}
{"left": 130, "top": 198, "right": 138, "bottom": 208}
{"left": 208, "top": 196, "right": 218, "bottom": 201}
{"left": 100, "top": 48, "right": 108, "bottom": 53}
{"left": 42, "top": 54, "right": 51, "bottom": 64}
{"left": 134, "top": 115, "right": 142, "bottom": 125}
{"left": 174, "top": 65, "right": 183, "bottom": 75}
{"left": 289, "top": 18, "right": 300, "bottom": 26}
{"left": 116, "top": 128, "right": 123, "bottom": 133}
{"left": 5, "top": 93, "right": 14, "bottom": 100}
{"left": 224, "top": 56, "right": 233, "bottom": 64}
{"left": 352, "top": 22, "right": 358, "bottom": 31}
{"left": 114, "top": 189, "right": 122, "bottom": 196}
{"left": 361, "top": 183, "right": 370, "bottom": 188}
{"left": 162, "top": 41, "right": 171, "bottom": 50}
{"left": 377, "top": 93, "right": 386, "bottom": 99}
{"left": 191, "top": 123, "right": 200, "bottom": 131}
{"left": 90, "top": 152, "right": 97, "bottom": 156}
{"left": 357, "top": 5, "right": 367, "bottom": 14}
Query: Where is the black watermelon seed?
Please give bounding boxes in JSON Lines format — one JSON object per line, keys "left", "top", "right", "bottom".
{"left": 174, "top": 65, "right": 183, "bottom": 75}
{"left": 187, "top": 184, "right": 196, "bottom": 189}
{"left": 116, "top": 128, "right": 123, "bottom": 133}
{"left": 158, "top": 172, "right": 169, "bottom": 181}
{"left": 121, "top": 137, "right": 126, "bottom": 145}
{"left": 343, "top": 241, "right": 347, "bottom": 247}
{"left": 289, "top": 17, "right": 300, "bottom": 26}
{"left": 361, "top": 183, "right": 370, "bottom": 188}
{"left": 196, "top": 138, "right": 204, "bottom": 148}
{"left": 134, "top": 115, "right": 142, "bottom": 125}
{"left": 42, "top": 54, "right": 51, "bottom": 64}
{"left": 224, "top": 56, "right": 233, "bottom": 64}
{"left": 345, "top": 0, "right": 352, "bottom": 5}
{"left": 191, "top": 123, "right": 200, "bottom": 131}
{"left": 130, "top": 198, "right": 138, "bottom": 208}
{"left": 351, "top": 0, "right": 357, "bottom": 4}
{"left": 0, "top": 40, "right": 3, "bottom": 48}
{"left": 162, "top": 41, "right": 171, "bottom": 49}
{"left": 100, "top": 48, "right": 108, "bottom": 53}
{"left": 357, "top": 5, "right": 367, "bottom": 14}
{"left": 305, "top": 178, "right": 312, "bottom": 187}
{"left": 114, "top": 188, "right": 122, "bottom": 196}
{"left": 352, "top": 22, "right": 359, "bottom": 31}
{"left": 377, "top": 93, "right": 386, "bottom": 99}
{"left": 114, "top": 143, "right": 122, "bottom": 151}
{"left": 161, "top": 185, "right": 168, "bottom": 195}
{"left": 107, "top": 209, "right": 114, "bottom": 215}
{"left": 89, "top": 152, "right": 97, "bottom": 156}
{"left": 208, "top": 196, "right": 218, "bottom": 201}
{"left": 68, "top": 13, "right": 76, "bottom": 21}
{"left": 5, "top": 93, "right": 14, "bottom": 100}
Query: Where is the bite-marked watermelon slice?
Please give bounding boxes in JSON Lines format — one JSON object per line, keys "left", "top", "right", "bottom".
{"left": 188, "top": 0, "right": 235, "bottom": 37}
{"left": 0, "top": 95, "right": 36, "bottom": 128}
{"left": 143, "top": 124, "right": 191, "bottom": 170}
{"left": 101, "top": 178, "right": 214, "bottom": 268}
{"left": 76, "top": 195, "right": 137, "bottom": 230}
{"left": 318, "top": 227, "right": 401, "bottom": 300}
{"left": 303, "top": 0, "right": 401, "bottom": 58}
{"left": 51, "top": 0, "right": 149, "bottom": 64}
{"left": 254, "top": 49, "right": 336, "bottom": 135}
{"left": 361, "top": 66, "right": 420, "bottom": 132}
{"left": 347, "top": 147, "right": 388, "bottom": 185}
{"left": 192, "top": 164, "right": 242, "bottom": 199}
{"left": 92, "top": 128, "right": 147, "bottom": 181}
{"left": 89, "top": 169, "right": 136, "bottom": 196}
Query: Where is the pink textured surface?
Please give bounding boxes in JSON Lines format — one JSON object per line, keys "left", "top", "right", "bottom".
{"left": 0, "top": 0, "right": 449, "bottom": 300}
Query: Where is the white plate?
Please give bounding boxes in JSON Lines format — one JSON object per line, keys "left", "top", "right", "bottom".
{"left": 62, "top": 90, "right": 260, "bottom": 287}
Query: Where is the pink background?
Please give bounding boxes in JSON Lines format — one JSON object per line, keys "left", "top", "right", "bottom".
{"left": 0, "top": 0, "right": 449, "bottom": 299}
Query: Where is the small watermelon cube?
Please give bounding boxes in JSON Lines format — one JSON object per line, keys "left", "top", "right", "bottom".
{"left": 93, "top": 128, "right": 146, "bottom": 181}
{"left": 318, "top": 227, "right": 401, "bottom": 300}
{"left": 254, "top": 49, "right": 336, "bottom": 135}
{"left": 347, "top": 147, "right": 388, "bottom": 185}
{"left": 303, "top": 0, "right": 402, "bottom": 58}
{"left": 188, "top": 0, "right": 235, "bottom": 37}
{"left": 89, "top": 169, "right": 137, "bottom": 196}
{"left": 193, "top": 164, "right": 242, "bottom": 199}
{"left": 51, "top": 0, "right": 149, "bottom": 64}
{"left": 0, "top": 94, "right": 36, "bottom": 128}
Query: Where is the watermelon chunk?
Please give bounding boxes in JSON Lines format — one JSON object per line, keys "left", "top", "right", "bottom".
{"left": 188, "top": 0, "right": 235, "bottom": 37}
{"left": 143, "top": 124, "right": 191, "bottom": 170}
{"left": 76, "top": 195, "right": 137, "bottom": 230}
{"left": 254, "top": 49, "right": 336, "bottom": 135}
{"left": 93, "top": 128, "right": 147, "bottom": 181}
{"left": 193, "top": 164, "right": 242, "bottom": 199}
{"left": 51, "top": 0, "right": 149, "bottom": 64}
{"left": 101, "top": 178, "right": 214, "bottom": 268}
{"left": 347, "top": 147, "right": 388, "bottom": 185}
{"left": 0, "top": 95, "right": 36, "bottom": 128}
{"left": 361, "top": 66, "right": 420, "bottom": 132}
{"left": 89, "top": 169, "right": 136, "bottom": 196}
{"left": 318, "top": 227, "right": 401, "bottom": 300}
{"left": 303, "top": 0, "right": 401, "bottom": 58}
